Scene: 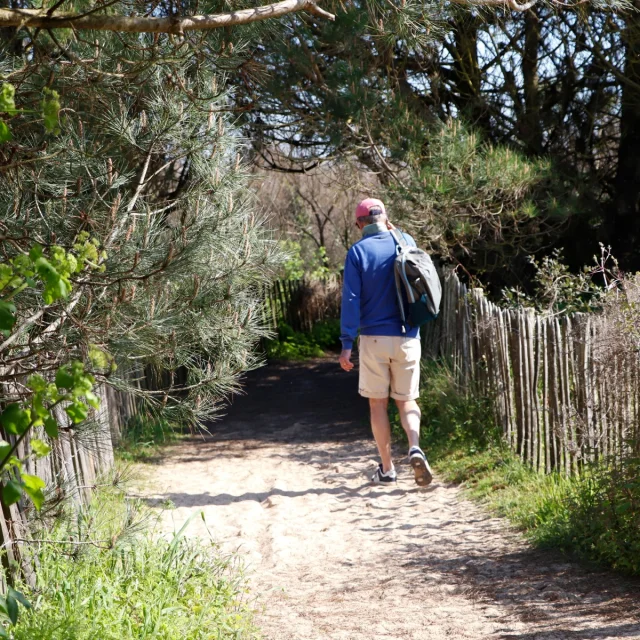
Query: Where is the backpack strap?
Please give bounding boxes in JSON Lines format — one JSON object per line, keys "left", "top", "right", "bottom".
{"left": 389, "top": 228, "right": 408, "bottom": 251}
{"left": 389, "top": 229, "right": 408, "bottom": 330}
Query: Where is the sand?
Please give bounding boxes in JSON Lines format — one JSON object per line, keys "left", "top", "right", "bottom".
{"left": 135, "top": 358, "right": 640, "bottom": 640}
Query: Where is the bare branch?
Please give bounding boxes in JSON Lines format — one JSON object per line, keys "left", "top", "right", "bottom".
{"left": 0, "top": 0, "right": 334, "bottom": 34}
{"left": 449, "top": 0, "right": 540, "bottom": 11}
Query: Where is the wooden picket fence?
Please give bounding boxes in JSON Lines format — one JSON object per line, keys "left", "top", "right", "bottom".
{"left": 7, "top": 266, "right": 635, "bottom": 587}
{"left": 0, "top": 362, "right": 187, "bottom": 588}
{"left": 423, "top": 270, "right": 640, "bottom": 475}
{"left": 263, "top": 276, "right": 342, "bottom": 333}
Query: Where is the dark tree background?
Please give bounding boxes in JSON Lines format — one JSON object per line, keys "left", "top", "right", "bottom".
{"left": 232, "top": 0, "right": 640, "bottom": 288}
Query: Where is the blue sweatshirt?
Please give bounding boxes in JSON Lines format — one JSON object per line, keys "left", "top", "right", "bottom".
{"left": 340, "top": 224, "right": 420, "bottom": 350}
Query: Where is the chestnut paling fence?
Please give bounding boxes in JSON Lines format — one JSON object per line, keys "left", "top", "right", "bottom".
{"left": 2, "top": 270, "right": 636, "bottom": 586}
{"left": 262, "top": 276, "right": 342, "bottom": 333}
{"left": 266, "top": 272, "right": 639, "bottom": 475}
{"left": 0, "top": 363, "right": 177, "bottom": 588}
{"left": 422, "top": 270, "right": 638, "bottom": 475}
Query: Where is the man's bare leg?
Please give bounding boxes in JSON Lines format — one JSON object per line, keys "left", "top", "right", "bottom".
{"left": 369, "top": 397, "right": 393, "bottom": 473}
{"left": 395, "top": 399, "right": 421, "bottom": 449}
{"left": 396, "top": 399, "right": 432, "bottom": 485}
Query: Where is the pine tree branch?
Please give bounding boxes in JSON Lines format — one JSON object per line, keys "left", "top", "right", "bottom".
{"left": 449, "top": 0, "right": 600, "bottom": 10}
{"left": 0, "top": 0, "right": 335, "bottom": 34}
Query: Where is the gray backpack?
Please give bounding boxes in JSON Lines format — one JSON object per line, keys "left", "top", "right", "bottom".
{"left": 390, "top": 229, "right": 442, "bottom": 327}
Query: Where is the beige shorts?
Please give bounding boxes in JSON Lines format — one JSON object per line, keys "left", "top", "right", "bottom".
{"left": 358, "top": 335, "right": 421, "bottom": 401}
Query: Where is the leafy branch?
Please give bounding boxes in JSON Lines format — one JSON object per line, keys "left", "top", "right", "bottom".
{"left": 0, "top": 236, "right": 109, "bottom": 512}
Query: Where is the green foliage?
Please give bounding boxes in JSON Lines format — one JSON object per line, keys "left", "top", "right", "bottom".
{"left": 117, "top": 415, "right": 180, "bottom": 463}
{"left": 501, "top": 248, "right": 615, "bottom": 315}
{"left": 11, "top": 487, "right": 258, "bottom": 639}
{"left": 280, "top": 240, "right": 305, "bottom": 280}
{"left": 0, "top": 84, "right": 17, "bottom": 115}
{"left": 0, "top": 240, "right": 104, "bottom": 512}
{"left": 391, "top": 359, "right": 500, "bottom": 459}
{"left": 1, "top": 28, "right": 280, "bottom": 439}
{"left": 555, "top": 458, "right": 640, "bottom": 574}
{"left": 0, "top": 587, "right": 31, "bottom": 635}
{"left": 309, "top": 319, "right": 341, "bottom": 349}
{"left": 415, "top": 360, "right": 640, "bottom": 576}
{"left": 279, "top": 241, "right": 333, "bottom": 280}
{"left": 0, "top": 235, "right": 102, "bottom": 335}
{"left": 0, "top": 82, "right": 63, "bottom": 141}
{"left": 264, "top": 320, "right": 340, "bottom": 361}
{"left": 386, "top": 121, "right": 554, "bottom": 275}
{"left": 41, "top": 89, "right": 61, "bottom": 135}
{"left": 0, "top": 357, "right": 97, "bottom": 509}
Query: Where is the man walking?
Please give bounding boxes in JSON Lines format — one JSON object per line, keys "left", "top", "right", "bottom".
{"left": 339, "top": 198, "right": 433, "bottom": 486}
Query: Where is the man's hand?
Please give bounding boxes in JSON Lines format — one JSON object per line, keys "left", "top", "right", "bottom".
{"left": 339, "top": 349, "right": 354, "bottom": 372}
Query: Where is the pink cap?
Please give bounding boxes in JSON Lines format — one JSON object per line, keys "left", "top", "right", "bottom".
{"left": 355, "top": 198, "right": 386, "bottom": 219}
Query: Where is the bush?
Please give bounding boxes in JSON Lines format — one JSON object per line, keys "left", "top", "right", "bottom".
{"left": 117, "top": 415, "right": 180, "bottom": 463}
{"left": 391, "top": 359, "right": 501, "bottom": 458}
{"left": 264, "top": 320, "right": 340, "bottom": 361}
{"left": 557, "top": 458, "right": 640, "bottom": 575}
{"left": 407, "top": 359, "right": 640, "bottom": 576}
{"left": 310, "top": 319, "right": 341, "bottom": 350}
{"left": 13, "top": 485, "right": 258, "bottom": 639}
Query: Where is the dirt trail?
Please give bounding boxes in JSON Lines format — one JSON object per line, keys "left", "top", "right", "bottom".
{"left": 137, "top": 358, "right": 640, "bottom": 640}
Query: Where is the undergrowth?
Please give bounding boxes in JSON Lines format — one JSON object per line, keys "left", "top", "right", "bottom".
{"left": 393, "top": 359, "right": 640, "bottom": 576}
{"left": 13, "top": 480, "right": 258, "bottom": 639}
{"left": 116, "top": 414, "right": 182, "bottom": 463}
{"left": 264, "top": 319, "right": 340, "bottom": 360}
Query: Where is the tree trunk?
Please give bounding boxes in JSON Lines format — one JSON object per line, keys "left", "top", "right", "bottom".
{"left": 520, "top": 8, "right": 543, "bottom": 155}
{"left": 451, "top": 14, "right": 491, "bottom": 135}
{"left": 613, "top": 5, "right": 640, "bottom": 268}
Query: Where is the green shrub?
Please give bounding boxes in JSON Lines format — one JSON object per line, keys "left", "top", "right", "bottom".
{"left": 557, "top": 458, "right": 640, "bottom": 574}
{"left": 117, "top": 415, "right": 180, "bottom": 463}
{"left": 391, "top": 359, "right": 501, "bottom": 458}
{"left": 407, "top": 358, "right": 640, "bottom": 576}
{"left": 310, "top": 319, "right": 341, "bottom": 350}
{"left": 13, "top": 486, "right": 258, "bottom": 639}
{"left": 264, "top": 320, "right": 340, "bottom": 361}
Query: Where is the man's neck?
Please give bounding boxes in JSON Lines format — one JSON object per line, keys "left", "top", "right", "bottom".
{"left": 362, "top": 221, "right": 388, "bottom": 237}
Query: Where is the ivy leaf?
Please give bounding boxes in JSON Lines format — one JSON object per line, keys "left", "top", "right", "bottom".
{"left": 28, "top": 245, "right": 43, "bottom": 261}
{"left": 35, "top": 257, "right": 70, "bottom": 304}
{"left": 0, "top": 121, "right": 11, "bottom": 144}
{"left": 30, "top": 439, "right": 51, "bottom": 458}
{"left": 43, "top": 415, "right": 59, "bottom": 439}
{"left": 0, "top": 84, "right": 17, "bottom": 115}
{"left": 0, "top": 300, "right": 16, "bottom": 337}
{"left": 0, "top": 623, "right": 8, "bottom": 639}
{"left": 22, "top": 474, "right": 45, "bottom": 511}
{"left": 85, "top": 391, "right": 100, "bottom": 410}
{"left": 27, "top": 375, "right": 47, "bottom": 394}
{"left": 42, "top": 88, "right": 61, "bottom": 135}
{"left": 55, "top": 366, "right": 75, "bottom": 390}
{"left": 7, "top": 589, "right": 30, "bottom": 610}
{"left": 32, "top": 394, "right": 49, "bottom": 421}
{"left": 65, "top": 401, "right": 88, "bottom": 424}
{"left": 0, "top": 264, "right": 13, "bottom": 290}
{"left": 3, "top": 480, "right": 22, "bottom": 506}
{"left": 0, "top": 404, "right": 31, "bottom": 435}
{"left": 5, "top": 593, "right": 17, "bottom": 625}
{"left": 88, "top": 345, "right": 112, "bottom": 371}
{"left": 0, "top": 441, "right": 11, "bottom": 461}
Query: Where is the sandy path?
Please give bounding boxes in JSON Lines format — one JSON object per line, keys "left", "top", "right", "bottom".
{"left": 136, "top": 358, "right": 640, "bottom": 640}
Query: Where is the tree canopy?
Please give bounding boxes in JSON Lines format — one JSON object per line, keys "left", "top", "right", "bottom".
{"left": 233, "top": 0, "right": 640, "bottom": 283}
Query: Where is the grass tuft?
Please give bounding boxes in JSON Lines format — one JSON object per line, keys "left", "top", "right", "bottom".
{"left": 13, "top": 482, "right": 258, "bottom": 639}
{"left": 396, "top": 358, "right": 640, "bottom": 576}
{"left": 117, "top": 415, "right": 181, "bottom": 463}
